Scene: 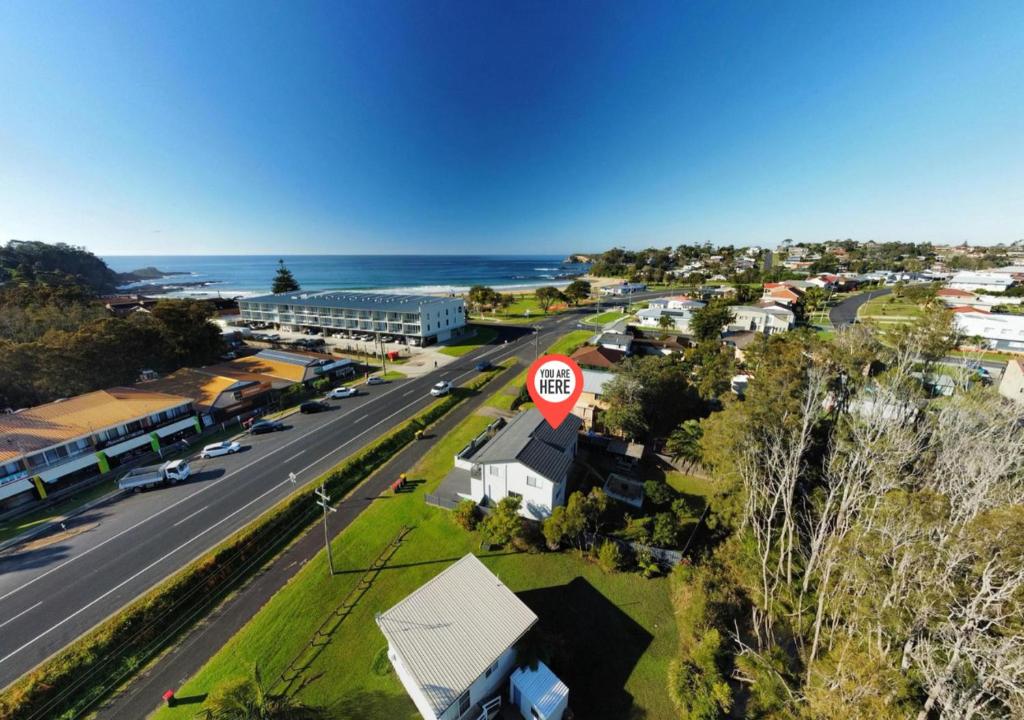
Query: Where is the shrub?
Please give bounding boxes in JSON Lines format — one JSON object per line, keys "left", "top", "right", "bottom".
{"left": 479, "top": 496, "right": 523, "bottom": 547}
{"left": 543, "top": 506, "right": 567, "bottom": 550}
{"left": 453, "top": 499, "right": 479, "bottom": 530}
{"left": 652, "top": 512, "right": 679, "bottom": 547}
{"left": 513, "top": 519, "right": 544, "bottom": 553}
{"left": 597, "top": 539, "right": 623, "bottom": 573}
{"left": 635, "top": 545, "right": 661, "bottom": 578}
{"left": 616, "top": 514, "right": 651, "bottom": 544}
{"left": 644, "top": 479, "right": 675, "bottom": 507}
{"left": 511, "top": 383, "right": 531, "bottom": 410}
{"left": 312, "top": 377, "right": 332, "bottom": 391}
{"left": 667, "top": 629, "right": 732, "bottom": 720}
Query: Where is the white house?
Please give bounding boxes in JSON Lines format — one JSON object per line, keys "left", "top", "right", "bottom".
{"left": 468, "top": 408, "right": 581, "bottom": 520}
{"left": 376, "top": 554, "right": 545, "bottom": 720}
{"left": 596, "top": 332, "right": 633, "bottom": 353}
{"left": 727, "top": 305, "right": 795, "bottom": 335}
{"left": 947, "top": 272, "right": 1016, "bottom": 293}
{"left": 954, "top": 311, "right": 1024, "bottom": 352}
{"left": 600, "top": 282, "right": 647, "bottom": 296}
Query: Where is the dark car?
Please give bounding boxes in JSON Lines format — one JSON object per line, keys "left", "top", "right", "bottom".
{"left": 300, "top": 401, "right": 330, "bottom": 414}
{"left": 475, "top": 360, "right": 493, "bottom": 371}
{"left": 248, "top": 419, "right": 284, "bottom": 434}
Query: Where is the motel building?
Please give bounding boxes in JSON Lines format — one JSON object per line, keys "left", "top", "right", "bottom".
{"left": 0, "top": 388, "right": 198, "bottom": 510}
{"left": 237, "top": 291, "right": 467, "bottom": 345}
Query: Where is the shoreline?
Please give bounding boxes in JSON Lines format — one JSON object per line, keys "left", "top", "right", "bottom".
{"left": 128, "top": 274, "right": 621, "bottom": 300}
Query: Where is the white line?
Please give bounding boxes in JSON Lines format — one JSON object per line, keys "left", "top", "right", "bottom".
{"left": 403, "top": 389, "right": 416, "bottom": 397}
{"left": 0, "top": 602, "right": 41, "bottom": 630}
{"left": 0, "top": 376, "right": 419, "bottom": 605}
{"left": 284, "top": 450, "right": 306, "bottom": 463}
{"left": 172, "top": 505, "right": 208, "bottom": 528}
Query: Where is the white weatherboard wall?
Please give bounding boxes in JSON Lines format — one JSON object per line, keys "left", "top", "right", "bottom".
{"left": 472, "top": 461, "right": 563, "bottom": 520}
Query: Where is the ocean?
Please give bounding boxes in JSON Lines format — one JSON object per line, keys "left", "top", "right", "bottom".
{"left": 103, "top": 255, "right": 589, "bottom": 298}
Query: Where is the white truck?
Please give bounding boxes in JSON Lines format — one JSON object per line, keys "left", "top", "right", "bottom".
{"left": 118, "top": 459, "right": 191, "bottom": 492}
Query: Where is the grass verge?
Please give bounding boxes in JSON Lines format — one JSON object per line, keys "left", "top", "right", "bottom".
{"left": 438, "top": 326, "right": 499, "bottom": 357}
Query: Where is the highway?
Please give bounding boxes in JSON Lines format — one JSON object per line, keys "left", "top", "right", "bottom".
{"left": 0, "top": 309, "right": 603, "bottom": 690}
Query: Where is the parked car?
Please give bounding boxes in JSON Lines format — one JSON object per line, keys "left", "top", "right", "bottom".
{"left": 300, "top": 400, "right": 330, "bottom": 413}
{"left": 366, "top": 376, "right": 385, "bottom": 386}
{"left": 200, "top": 441, "right": 241, "bottom": 458}
{"left": 249, "top": 419, "right": 285, "bottom": 434}
{"left": 266, "top": 333, "right": 281, "bottom": 341}
{"left": 430, "top": 380, "right": 452, "bottom": 397}
{"left": 326, "top": 386, "right": 357, "bottom": 399}
{"left": 475, "top": 360, "right": 493, "bottom": 371}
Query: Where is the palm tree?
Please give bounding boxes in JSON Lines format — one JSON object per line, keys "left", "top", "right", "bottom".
{"left": 196, "top": 665, "right": 325, "bottom": 720}
{"left": 657, "top": 312, "right": 676, "bottom": 335}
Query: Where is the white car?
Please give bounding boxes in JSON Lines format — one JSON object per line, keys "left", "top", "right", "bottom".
{"left": 366, "top": 376, "right": 385, "bottom": 386}
{"left": 200, "top": 441, "right": 241, "bottom": 459}
{"left": 326, "top": 386, "right": 357, "bottom": 399}
{"left": 430, "top": 381, "right": 452, "bottom": 397}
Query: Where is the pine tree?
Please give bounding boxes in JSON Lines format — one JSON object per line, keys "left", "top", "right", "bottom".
{"left": 271, "top": 259, "right": 299, "bottom": 293}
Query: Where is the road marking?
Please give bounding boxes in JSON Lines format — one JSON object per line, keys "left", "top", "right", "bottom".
{"left": 0, "top": 602, "right": 41, "bottom": 630}
{"left": 403, "top": 389, "right": 416, "bottom": 397}
{"left": 284, "top": 450, "right": 306, "bottom": 463}
{"left": 172, "top": 505, "right": 208, "bottom": 528}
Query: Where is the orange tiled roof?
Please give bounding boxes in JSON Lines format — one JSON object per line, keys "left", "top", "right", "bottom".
{"left": 136, "top": 368, "right": 269, "bottom": 411}
{"left": 0, "top": 388, "right": 192, "bottom": 462}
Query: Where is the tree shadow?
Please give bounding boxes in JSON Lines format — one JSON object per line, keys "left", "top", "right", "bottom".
{"left": 328, "top": 690, "right": 416, "bottom": 719}
{"left": 517, "top": 577, "right": 653, "bottom": 720}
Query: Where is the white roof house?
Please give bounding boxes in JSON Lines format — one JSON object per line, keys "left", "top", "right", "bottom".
{"left": 948, "top": 272, "right": 1016, "bottom": 293}
{"left": 509, "top": 661, "right": 570, "bottom": 720}
{"left": 954, "top": 311, "right": 1024, "bottom": 352}
{"left": 377, "top": 554, "right": 539, "bottom": 720}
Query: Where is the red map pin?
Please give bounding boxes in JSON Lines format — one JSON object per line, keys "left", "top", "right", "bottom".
{"left": 526, "top": 354, "right": 584, "bottom": 429}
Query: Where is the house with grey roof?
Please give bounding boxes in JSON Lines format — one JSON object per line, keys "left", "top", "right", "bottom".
{"left": 376, "top": 554, "right": 557, "bottom": 720}
{"left": 466, "top": 408, "right": 581, "bottom": 520}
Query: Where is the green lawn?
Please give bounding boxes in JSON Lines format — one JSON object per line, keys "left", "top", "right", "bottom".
{"left": 438, "top": 325, "right": 499, "bottom": 357}
{"left": 545, "top": 329, "right": 593, "bottom": 356}
{"left": 470, "top": 294, "right": 570, "bottom": 324}
{"left": 483, "top": 368, "right": 528, "bottom": 411}
{"left": 859, "top": 296, "right": 925, "bottom": 320}
{"left": 157, "top": 353, "right": 677, "bottom": 720}
{"left": 587, "top": 310, "right": 627, "bottom": 325}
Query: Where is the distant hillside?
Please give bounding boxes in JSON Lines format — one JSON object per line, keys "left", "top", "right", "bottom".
{"left": 116, "top": 266, "right": 188, "bottom": 282}
{"left": 0, "top": 239, "right": 120, "bottom": 293}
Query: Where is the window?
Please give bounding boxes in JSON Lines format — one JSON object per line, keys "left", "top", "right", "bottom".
{"left": 508, "top": 491, "right": 522, "bottom": 500}
{"left": 526, "top": 475, "right": 540, "bottom": 488}
{"left": 489, "top": 465, "right": 500, "bottom": 477}
{"left": 484, "top": 659, "right": 499, "bottom": 678}
{"left": 458, "top": 690, "right": 471, "bottom": 715}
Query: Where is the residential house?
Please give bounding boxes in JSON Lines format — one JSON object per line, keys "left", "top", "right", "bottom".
{"left": 635, "top": 298, "right": 705, "bottom": 333}
{"left": 468, "top": 408, "right": 581, "bottom": 519}
{"left": 999, "top": 359, "right": 1024, "bottom": 405}
{"left": 596, "top": 332, "right": 633, "bottom": 353}
{"left": 728, "top": 305, "right": 795, "bottom": 335}
{"left": 600, "top": 282, "right": 647, "bottom": 296}
{"left": 947, "top": 272, "right": 1016, "bottom": 293}
{"left": 569, "top": 344, "right": 625, "bottom": 369}
{"left": 0, "top": 389, "right": 197, "bottom": 509}
{"left": 376, "top": 554, "right": 557, "bottom": 720}
{"left": 571, "top": 369, "right": 614, "bottom": 430}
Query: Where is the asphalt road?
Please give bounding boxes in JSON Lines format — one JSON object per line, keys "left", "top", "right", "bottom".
{"left": 828, "top": 287, "right": 891, "bottom": 326}
{"left": 0, "top": 310, "right": 599, "bottom": 690}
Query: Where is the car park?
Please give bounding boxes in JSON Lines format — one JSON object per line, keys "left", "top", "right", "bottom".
{"left": 430, "top": 380, "right": 452, "bottom": 396}
{"left": 366, "top": 376, "right": 385, "bottom": 385}
{"left": 300, "top": 400, "right": 330, "bottom": 413}
{"left": 326, "top": 386, "right": 357, "bottom": 399}
{"left": 200, "top": 441, "right": 242, "bottom": 458}
{"left": 249, "top": 419, "right": 285, "bottom": 434}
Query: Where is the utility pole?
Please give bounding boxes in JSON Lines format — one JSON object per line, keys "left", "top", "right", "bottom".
{"left": 378, "top": 334, "right": 388, "bottom": 375}
{"left": 315, "top": 483, "right": 337, "bottom": 575}
{"left": 534, "top": 326, "right": 541, "bottom": 359}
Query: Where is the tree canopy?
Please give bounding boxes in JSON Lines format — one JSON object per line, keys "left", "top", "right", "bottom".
{"left": 271, "top": 259, "right": 300, "bottom": 293}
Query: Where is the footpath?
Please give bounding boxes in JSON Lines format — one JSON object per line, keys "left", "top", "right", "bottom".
{"left": 96, "top": 361, "right": 519, "bottom": 719}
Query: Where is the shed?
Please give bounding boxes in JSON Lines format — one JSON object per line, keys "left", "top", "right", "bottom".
{"left": 509, "top": 661, "right": 569, "bottom": 720}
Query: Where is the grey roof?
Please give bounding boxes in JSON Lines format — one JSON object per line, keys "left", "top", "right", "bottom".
{"left": 240, "top": 290, "right": 460, "bottom": 312}
{"left": 510, "top": 662, "right": 569, "bottom": 718}
{"left": 255, "top": 349, "right": 322, "bottom": 366}
{"left": 472, "top": 408, "right": 581, "bottom": 482}
{"left": 376, "top": 554, "right": 538, "bottom": 716}
{"left": 581, "top": 369, "right": 614, "bottom": 395}
{"left": 598, "top": 332, "right": 633, "bottom": 346}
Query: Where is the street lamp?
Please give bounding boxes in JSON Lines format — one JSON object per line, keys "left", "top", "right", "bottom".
{"left": 315, "top": 483, "right": 337, "bottom": 576}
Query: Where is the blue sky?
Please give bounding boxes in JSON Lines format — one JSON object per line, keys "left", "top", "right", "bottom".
{"left": 0, "top": 1, "right": 1021, "bottom": 255}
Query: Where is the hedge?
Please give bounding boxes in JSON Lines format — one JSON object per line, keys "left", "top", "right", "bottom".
{"left": 0, "top": 363, "right": 510, "bottom": 720}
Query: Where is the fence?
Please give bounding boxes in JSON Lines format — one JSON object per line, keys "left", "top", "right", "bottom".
{"left": 424, "top": 494, "right": 461, "bottom": 510}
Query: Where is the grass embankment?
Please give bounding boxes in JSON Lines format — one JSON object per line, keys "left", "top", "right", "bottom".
{"left": 546, "top": 329, "right": 593, "bottom": 356}
{"left": 438, "top": 325, "right": 499, "bottom": 357}
{"left": 157, "top": 380, "right": 678, "bottom": 720}
{"left": 586, "top": 310, "right": 628, "bottom": 325}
